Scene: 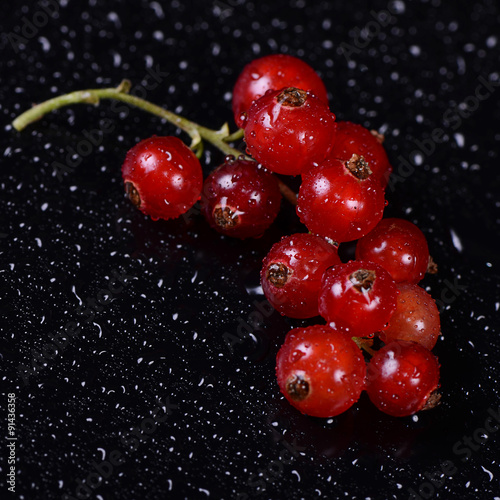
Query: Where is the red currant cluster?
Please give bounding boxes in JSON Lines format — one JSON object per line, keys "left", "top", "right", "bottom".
{"left": 13, "top": 54, "right": 443, "bottom": 421}
{"left": 120, "top": 54, "right": 442, "bottom": 420}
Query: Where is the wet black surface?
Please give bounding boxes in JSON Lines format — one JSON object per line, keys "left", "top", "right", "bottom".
{"left": 1, "top": 1, "right": 500, "bottom": 499}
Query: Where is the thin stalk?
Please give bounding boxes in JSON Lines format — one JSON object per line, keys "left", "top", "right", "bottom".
{"left": 12, "top": 79, "right": 297, "bottom": 205}
{"left": 12, "top": 79, "right": 204, "bottom": 149}
{"left": 223, "top": 128, "right": 245, "bottom": 143}
{"left": 352, "top": 337, "right": 376, "bottom": 357}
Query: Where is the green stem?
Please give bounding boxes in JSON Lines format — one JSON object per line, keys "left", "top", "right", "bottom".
{"left": 352, "top": 337, "right": 376, "bottom": 357}
{"left": 12, "top": 79, "right": 206, "bottom": 150}
{"left": 223, "top": 128, "right": 245, "bottom": 143}
{"left": 11, "top": 79, "right": 297, "bottom": 205}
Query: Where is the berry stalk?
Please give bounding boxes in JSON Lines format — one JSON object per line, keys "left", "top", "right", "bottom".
{"left": 352, "top": 336, "right": 377, "bottom": 357}
{"left": 11, "top": 79, "right": 297, "bottom": 205}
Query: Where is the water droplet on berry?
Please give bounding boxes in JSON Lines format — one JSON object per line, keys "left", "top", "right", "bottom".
{"left": 290, "top": 349, "right": 305, "bottom": 363}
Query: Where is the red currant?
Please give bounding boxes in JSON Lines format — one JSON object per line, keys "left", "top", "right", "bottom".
{"left": 121, "top": 136, "right": 203, "bottom": 221}
{"left": 366, "top": 341, "right": 440, "bottom": 417}
{"left": 233, "top": 54, "right": 328, "bottom": 129}
{"left": 244, "top": 87, "right": 336, "bottom": 176}
{"left": 261, "top": 233, "right": 341, "bottom": 318}
{"left": 276, "top": 325, "right": 366, "bottom": 418}
{"left": 200, "top": 156, "right": 281, "bottom": 239}
{"left": 328, "top": 121, "right": 392, "bottom": 187}
{"left": 297, "top": 156, "right": 386, "bottom": 242}
{"left": 355, "top": 218, "right": 430, "bottom": 283}
{"left": 318, "top": 260, "right": 398, "bottom": 337}
{"left": 379, "top": 282, "right": 441, "bottom": 350}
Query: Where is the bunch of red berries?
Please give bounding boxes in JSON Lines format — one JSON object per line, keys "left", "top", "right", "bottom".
{"left": 19, "top": 54, "right": 441, "bottom": 420}
{"left": 120, "top": 54, "right": 442, "bottom": 419}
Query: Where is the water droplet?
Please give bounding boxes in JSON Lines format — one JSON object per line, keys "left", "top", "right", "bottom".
{"left": 290, "top": 349, "right": 305, "bottom": 363}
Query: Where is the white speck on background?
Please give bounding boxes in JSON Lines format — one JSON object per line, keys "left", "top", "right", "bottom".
{"left": 454, "top": 133, "right": 465, "bottom": 147}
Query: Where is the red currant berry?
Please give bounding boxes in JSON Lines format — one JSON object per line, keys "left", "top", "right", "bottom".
{"left": 261, "top": 233, "right": 341, "bottom": 318}
{"left": 121, "top": 136, "right": 203, "bottom": 221}
{"left": 328, "top": 121, "right": 392, "bottom": 187}
{"left": 366, "top": 341, "right": 441, "bottom": 417}
{"left": 244, "top": 87, "right": 336, "bottom": 176}
{"left": 355, "top": 218, "right": 430, "bottom": 283}
{"left": 297, "top": 156, "right": 386, "bottom": 242}
{"left": 232, "top": 54, "right": 328, "bottom": 129}
{"left": 379, "top": 282, "right": 441, "bottom": 350}
{"left": 276, "top": 325, "right": 366, "bottom": 418}
{"left": 200, "top": 156, "right": 281, "bottom": 239}
{"left": 318, "top": 260, "right": 398, "bottom": 336}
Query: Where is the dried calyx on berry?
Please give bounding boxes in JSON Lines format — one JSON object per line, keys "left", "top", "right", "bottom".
{"left": 277, "top": 87, "right": 308, "bottom": 107}
{"left": 421, "top": 390, "right": 442, "bottom": 411}
{"left": 286, "top": 374, "right": 310, "bottom": 401}
{"left": 349, "top": 269, "right": 376, "bottom": 292}
{"left": 328, "top": 121, "right": 392, "bottom": 188}
{"left": 427, "top": 256, "right": 439, "bottom": 274}
{"left": 213, "top": 206, "right": 239, "bottom": 229}
{"left": 266, "top": 262, "right": 290, "bottom": 288}
{"left": 125, "top": 182, "right": 141, "bottom": 208}
{"left": 345, "top": 154, "right": 373, "bottom": 180}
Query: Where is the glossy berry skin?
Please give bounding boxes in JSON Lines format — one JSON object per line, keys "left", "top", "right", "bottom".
{"left": 200, "top": 157, "right": 281, "bottom": 239}
{"left": 319, "top": 260, "right": 398, "bottom": 337}
{"left": 261, "top": 233, "right": 341, "bottom": 318}
{"left": 121, "top": 136, "right": 202, "bottom": 221}
{"left": 297, "top": 157, "right": 386, "bottom": 242}
{"left": 366, "top": 341, "right": 440, "bottom": 417}
{"left": 355, "top": 218, "right": 430, "bottom": 283}
{"left": 328, "top": 121, "right": 392, "bottom": 187}
{"left": 233, "top": 54, "right": 328, "bottom": 129}
{"left": 276, "top": 326, "right": 366, "bottom": 418}
{"left": 244, "top": 87, "right": 337, "bottom": 176}
{"left": 379, "top": 282, "right": 441, "bottom": 350}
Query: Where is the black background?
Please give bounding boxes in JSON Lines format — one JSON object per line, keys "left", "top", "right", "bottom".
{"left": 1, "top": 1, "right": 500, "bottom": 499}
